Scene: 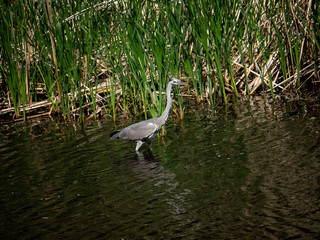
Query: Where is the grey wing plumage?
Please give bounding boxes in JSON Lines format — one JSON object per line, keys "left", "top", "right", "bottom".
{"left": 119, "top": 121, "right": 159, "bottom": 141}
{"left": 110, "top": 130, "right": 121, "bottom": 140}
{"left": 110, "top": 117, "right": 162, "bottom": 142}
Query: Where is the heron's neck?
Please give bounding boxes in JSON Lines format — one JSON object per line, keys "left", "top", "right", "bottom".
{"left": 159, "top": 82, "right": 173, "bottom": 125}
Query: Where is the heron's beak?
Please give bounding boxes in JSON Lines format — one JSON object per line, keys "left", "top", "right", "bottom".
{"left": 178, "top": 81, "right": 187, "bottom": 86}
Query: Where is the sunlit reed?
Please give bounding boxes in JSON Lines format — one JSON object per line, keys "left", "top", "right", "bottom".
{"left": 0, "top": 0, "right": 318, "bottom": 121}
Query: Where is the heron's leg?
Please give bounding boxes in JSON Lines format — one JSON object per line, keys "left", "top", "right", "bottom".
{"left": 148, "top": 141, "right": 153, "bottom": 151}
{"left": 136, "top": 140, "right": 144, "bottom": 151}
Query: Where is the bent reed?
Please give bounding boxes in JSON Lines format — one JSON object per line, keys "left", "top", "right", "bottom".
{"left": 0, "top": 0, "right": 319, "bottom": 122}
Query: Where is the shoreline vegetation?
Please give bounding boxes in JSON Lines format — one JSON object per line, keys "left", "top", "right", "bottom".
{"left": 0, "top": 0, "right": 319, "bottom": 123}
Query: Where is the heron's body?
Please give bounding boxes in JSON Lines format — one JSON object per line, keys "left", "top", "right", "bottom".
{"left": 110, "top": 78, "right": 184, "bottom": 151}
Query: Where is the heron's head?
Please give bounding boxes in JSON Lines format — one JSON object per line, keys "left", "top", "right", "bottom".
{"left": 170, "top": 77, "right": 186, "bottom": 86}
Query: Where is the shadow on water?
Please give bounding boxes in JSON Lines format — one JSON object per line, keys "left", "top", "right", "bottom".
{"left": 1, "top": 97, "right": 320, "bottom": 239}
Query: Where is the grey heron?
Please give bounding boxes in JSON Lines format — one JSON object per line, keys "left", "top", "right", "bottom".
{"left": 110, "top": 77, "right": 185, "bottom": 151}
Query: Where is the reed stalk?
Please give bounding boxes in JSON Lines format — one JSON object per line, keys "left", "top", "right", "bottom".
{"left": 0, "top": 0, "right": 318, "bottom": 122}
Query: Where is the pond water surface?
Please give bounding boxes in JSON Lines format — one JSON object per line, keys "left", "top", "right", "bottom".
{"left": 1, "top": 99, "right": 320, "bottom": 239}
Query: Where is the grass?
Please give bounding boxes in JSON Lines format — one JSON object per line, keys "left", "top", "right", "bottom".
{"left": 0, "top": 0, "right": 319, "bottom": 122}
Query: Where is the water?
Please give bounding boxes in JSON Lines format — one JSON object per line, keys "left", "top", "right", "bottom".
{"left": 1, "top": 99, "right": 320, "bottom": 239}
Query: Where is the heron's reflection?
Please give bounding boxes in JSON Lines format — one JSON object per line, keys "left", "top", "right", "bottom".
{"left": 128, "top": 150, "right": 175, "bottom": 180}
{"left": 125, "top": 149, "right": 191, "bottom": 220}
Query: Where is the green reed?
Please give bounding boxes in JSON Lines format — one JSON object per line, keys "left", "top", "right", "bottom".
{"left": 0, "top": 0, "right": 318, "bottom": 121}
{"left": 0, "top": 2, "right": 28, "bottom": 118}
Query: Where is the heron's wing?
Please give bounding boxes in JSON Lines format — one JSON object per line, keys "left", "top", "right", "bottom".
{"left": 110, "top": 130, "right": 121, "bottom": 140}
{"left": 119, "top": 120, "right": 159, "bottom": 141}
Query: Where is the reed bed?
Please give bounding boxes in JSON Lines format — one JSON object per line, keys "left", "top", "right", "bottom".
{"left": 0, "top": 0, "right": 319, "bottom": 122}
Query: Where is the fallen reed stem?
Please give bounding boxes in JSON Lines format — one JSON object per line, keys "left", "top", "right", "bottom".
{"left": 0, "top": 0, "right": 318, "bottom": 122}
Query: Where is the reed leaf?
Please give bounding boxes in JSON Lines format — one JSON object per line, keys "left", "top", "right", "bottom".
{"left": 0, "top": 0, "right": 318, "bottom": 121}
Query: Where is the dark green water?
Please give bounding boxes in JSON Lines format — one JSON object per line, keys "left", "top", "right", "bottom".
{"left": 1, "top": 100, "right": 320, "bottom": 239}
